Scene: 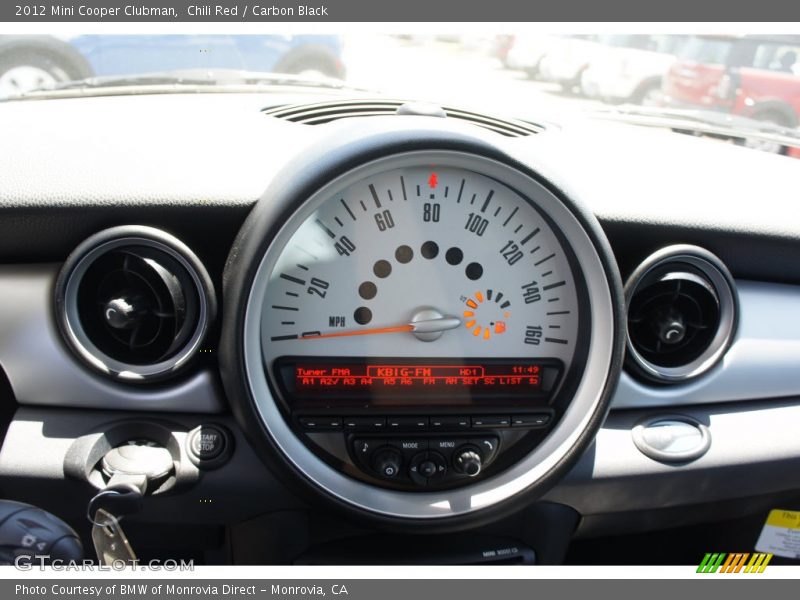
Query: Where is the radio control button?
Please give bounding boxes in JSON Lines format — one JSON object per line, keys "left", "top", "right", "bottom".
{"left": 426, "top": 452, "right": 448, "bottom": 481}
{"left": 387, "top": 416, "right": 429, "bottom": 431}
{"left": 299, "top": 416, "right": 342, "bottom": 431}
{"left": 344, "top": 417, "right": 386, "bottom": 431}
{"left": 408, "top": 452, "right": 429, "bottom": 485}
{"left": 387, "top": 438, "right": 428, "bottom": 459}
{"left": 418, "top": 459, "right": 437, "bottom": 478}
{"left": 353, "top": 438, "right": 384, "bottom": 459}
{"left": 471, "top": 415, "right": 511, "bottom": 429}
{"left": 408, "top": 451, "right": 447, "bottom": 485}
{"left": 511, "top": 414, "right": 551, "bottom": 428}
{"left": 468, "top": 437, "right": 500, "bottom": 464}
{"left": 430, "top": 416, "right": 470, "bottom": 430}
{"left": 372, "top": 448, "right": 402, "bottom": 479}
{"left": 429, "top": 438, "right": 460, "bottom": 456}
{"left": 454, "top": 449, "right": 482, "bottom": 477}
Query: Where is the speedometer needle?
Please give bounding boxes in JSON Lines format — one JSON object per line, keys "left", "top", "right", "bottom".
{"left": 300, "top": 316, "right": 462, "bottom": 340}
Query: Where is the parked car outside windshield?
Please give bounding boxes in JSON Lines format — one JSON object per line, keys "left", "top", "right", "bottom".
{"left": 663, "top": 34, "right": 800, "bottom": 155}
{"left": 0, "top": 34, "right": 345, "bottom": 97}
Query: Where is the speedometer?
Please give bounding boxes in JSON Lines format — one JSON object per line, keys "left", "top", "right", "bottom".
{"left": 261, "top": 164, "right": 580, "bottom": 407}
{"left": 222, "top": 129, "right": 623, "bottom": 525}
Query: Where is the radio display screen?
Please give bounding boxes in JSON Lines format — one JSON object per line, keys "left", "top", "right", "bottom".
{"left": 274, "top": 357, "right": 561, "bottom": 408}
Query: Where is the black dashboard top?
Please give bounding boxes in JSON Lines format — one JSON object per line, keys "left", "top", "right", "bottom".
{"left": 0, "top": 91, "right": 798, "bottom": 283}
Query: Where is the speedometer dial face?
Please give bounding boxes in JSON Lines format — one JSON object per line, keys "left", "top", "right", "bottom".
{"left": 260, "top": 164, "right": 582, "bottom": 405}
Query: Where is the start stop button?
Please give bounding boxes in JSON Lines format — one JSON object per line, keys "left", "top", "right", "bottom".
{"left": 187, "top": 424, "right": 231, "bottom": 468}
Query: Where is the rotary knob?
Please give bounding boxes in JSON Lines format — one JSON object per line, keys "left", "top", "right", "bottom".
{"left": 454, "top": 448, "right": 482, "bottom": 477}
{"left": 372, "top": 448, "right": 402, "bottom": 479}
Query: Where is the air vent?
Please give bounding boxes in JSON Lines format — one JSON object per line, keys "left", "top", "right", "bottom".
{"left": 263, "top": 99, "right": 545, "bottom": 137}
{"left": 55, "top": 226, "right": 216, "bottom": 382}
{"left": 625, "top": 245, "right": 737, "bottom": 383}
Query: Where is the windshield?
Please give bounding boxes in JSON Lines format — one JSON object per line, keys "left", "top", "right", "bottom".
{"left": 1, "top": 33, "right": 799, "bottom": 157}
{"left": 679, "top": 36, "right": 735, "bottom": 65}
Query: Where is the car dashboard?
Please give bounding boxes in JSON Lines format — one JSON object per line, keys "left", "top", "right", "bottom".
{"left": 0, "top": 90, "right": 799, "bottom": 564}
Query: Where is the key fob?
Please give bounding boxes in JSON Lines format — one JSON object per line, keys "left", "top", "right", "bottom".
{"left": 87, "top": 483, "right": 144, "bottom": 523}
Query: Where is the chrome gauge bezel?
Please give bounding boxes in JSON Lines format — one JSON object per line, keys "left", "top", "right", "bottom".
{"left": 240, "top": 150, "right": 618, "bottom": 520}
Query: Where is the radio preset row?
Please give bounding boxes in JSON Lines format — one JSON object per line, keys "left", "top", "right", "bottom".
{"left": 297, "top": 412, "right": 553, "bottom": 432}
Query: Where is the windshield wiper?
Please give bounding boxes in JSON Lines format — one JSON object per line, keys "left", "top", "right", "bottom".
{"left": 593, "top": 105, "right": 800, "bottom": 150}
{"left": 3, "top": 69, "right": 368, "bottom": 100}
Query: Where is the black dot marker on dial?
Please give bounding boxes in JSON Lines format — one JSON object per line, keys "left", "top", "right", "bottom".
{"left": 354, "top": 307, "right": 373, "bottom": 325}
{"left": 395, "top": 245, "right": 413, "bottom": 264}
{"left": 445, "top": 247, "right": 464, "bottom": 266}
{"left": 359, "top": 281, "right": 377, "bottom": 300}
{"left": 421, "top": 241, "right": 439, "bottom": 259}
{"left": 465, "top": 262, "right": 483, "bottom": 281}
{"left": 373, "top": 260, "right": 392, "bottom": 278}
